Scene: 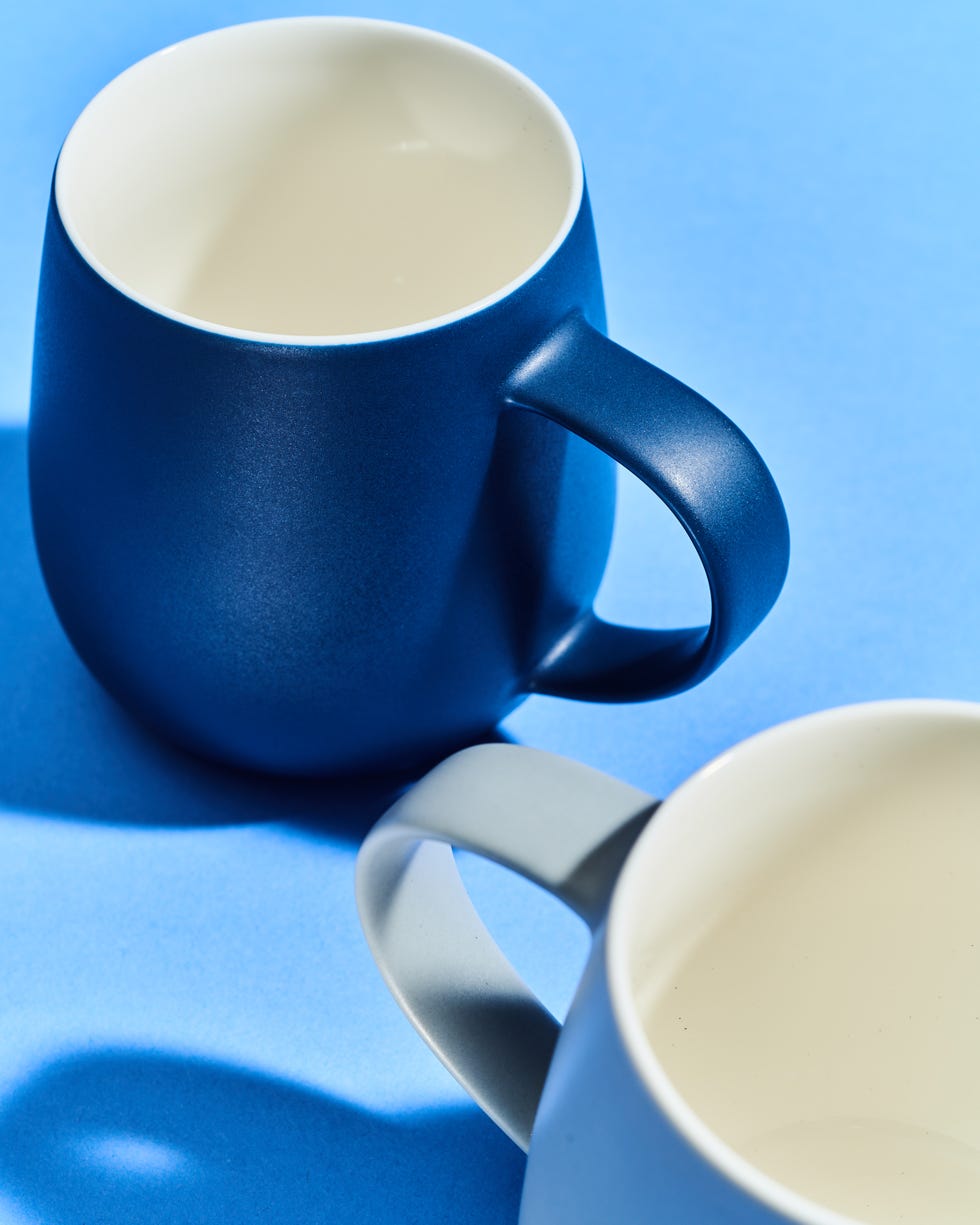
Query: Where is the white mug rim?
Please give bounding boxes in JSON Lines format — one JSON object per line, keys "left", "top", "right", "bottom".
{"left": 606, "top": 696, "right": 980, "bottom": 1225}
{"left": 53, "top": 15, "right": 585, "bottom": 347}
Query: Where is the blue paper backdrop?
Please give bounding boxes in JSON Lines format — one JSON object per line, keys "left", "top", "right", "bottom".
{"left": 1, "top": 2, "right": 979, "bottom": 1221}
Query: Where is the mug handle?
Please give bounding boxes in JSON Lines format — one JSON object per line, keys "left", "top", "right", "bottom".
{"left": 503, "top": 312, "right": 790, "bottom": 699}
{"left": 356, "top": 742, "right": 658, "bottom": 1151}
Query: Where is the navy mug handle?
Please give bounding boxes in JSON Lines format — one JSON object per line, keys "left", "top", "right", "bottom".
{"left": 503, "top": 312, "right": 790, "bottom": 700}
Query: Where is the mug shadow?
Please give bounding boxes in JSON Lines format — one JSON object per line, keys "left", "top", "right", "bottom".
{"left": 0, "top": 427, "right": 512, "bottom": 837}
{"left": 0, "top": 1047, "right": 525, "bottom": 1225}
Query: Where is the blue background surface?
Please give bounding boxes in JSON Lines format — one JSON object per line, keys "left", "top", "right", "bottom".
{"left": 1, "top": 2, "right": 980, "bottom": 1221}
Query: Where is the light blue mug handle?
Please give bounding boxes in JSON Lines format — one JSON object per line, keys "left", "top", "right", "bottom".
{"left": 504, "top": 312, "right": 790, "bottom": 699}
{"left": 356, "top": 743, "right": 658, "bottom": 1151}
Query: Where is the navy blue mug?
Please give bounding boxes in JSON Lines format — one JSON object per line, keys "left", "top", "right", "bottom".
{"left": 30, "top": 17, "right": 789, "bottom": 775}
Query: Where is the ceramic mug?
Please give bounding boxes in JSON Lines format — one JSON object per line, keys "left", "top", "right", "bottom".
{"left": 30, "top": 17, "right": 788, "bottom": 775}
{"left": 358, "top": 700, "right": 980, "bottom": 1224}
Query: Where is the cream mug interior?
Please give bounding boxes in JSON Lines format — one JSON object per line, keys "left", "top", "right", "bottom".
{"left": 54, "top": 17, "right": 580, "bottom": 339}
{"left": 612, "top": 701, "right": 980, "bottom": 1225}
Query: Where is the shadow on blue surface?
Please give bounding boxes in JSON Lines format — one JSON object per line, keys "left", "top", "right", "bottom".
{"left": 0, "top": 426, "right": 510, "bottom": 836}
{"left": 0, "top": 1048, "right": 524, "bottom": 1225}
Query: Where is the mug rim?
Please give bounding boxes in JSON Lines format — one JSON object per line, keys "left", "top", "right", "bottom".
{"left": 606, "top": 696, "right": 980, "bottom": 1225}
{"left": 53, "top": 15, "right": 585, "bottom": 347}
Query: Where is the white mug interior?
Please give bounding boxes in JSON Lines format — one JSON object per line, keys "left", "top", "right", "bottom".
{"left": 608, "top": 700, "right": 980, "bottom": 1225}
{"left": 54, "top": 17, "right": 582, "bottom": 342}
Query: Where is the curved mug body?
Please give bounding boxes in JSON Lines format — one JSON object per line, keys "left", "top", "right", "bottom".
{"left": 30, "top": 18, "right": 788, "bottom": 774}
{"left": 358, "top": 701, "right": 980, "bottom": 1224}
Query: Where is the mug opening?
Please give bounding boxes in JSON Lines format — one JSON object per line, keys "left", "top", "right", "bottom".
{"left": 607, "top": 699, "right": 980, "bottom": 1225}
{"left": 54, "top": 17, "right": 583, "bottom": 344}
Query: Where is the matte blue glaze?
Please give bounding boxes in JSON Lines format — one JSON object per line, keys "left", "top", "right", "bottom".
{"left": 30, "top": 179, "right": 788, "bottom": 776}
{"left": 508, "top": 316, "right": 790, "bottom": 699}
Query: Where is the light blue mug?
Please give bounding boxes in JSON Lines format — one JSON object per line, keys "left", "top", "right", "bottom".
{"left": 358, "top": 701, "right": 980, "bottom": 1224}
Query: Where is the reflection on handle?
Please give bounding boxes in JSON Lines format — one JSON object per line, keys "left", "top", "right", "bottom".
{"left": 355, "top": 743, "right": 657, "bottom": 1151}
{"left": 504, "top": 312, "right": 790, "bottom": 701}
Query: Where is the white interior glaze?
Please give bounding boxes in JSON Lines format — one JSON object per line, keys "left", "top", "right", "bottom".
{"left": 608, "top": 700, "right": 980, "bottom": 1225}
{"left": 55, "top": 18, "right": 582, "bottom": 342}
